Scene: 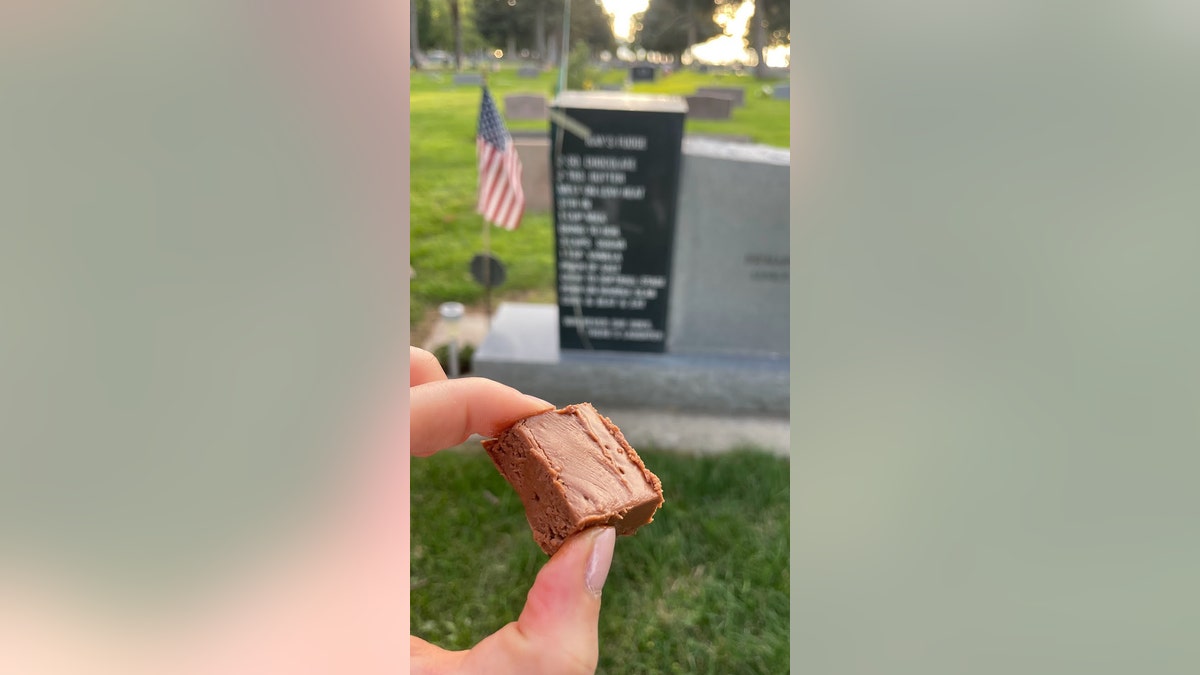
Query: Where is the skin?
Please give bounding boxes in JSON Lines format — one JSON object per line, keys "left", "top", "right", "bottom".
{"left": 408, "top": 347, "right": 616, "bottom": 675}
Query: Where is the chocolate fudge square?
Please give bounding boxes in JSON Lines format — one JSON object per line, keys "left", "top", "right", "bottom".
{"left": 483, "top": 403, "right": 664, "bottom": 556}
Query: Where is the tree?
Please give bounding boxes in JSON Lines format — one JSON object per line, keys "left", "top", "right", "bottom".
{"left": 749, "top": 0, "right": 788, "bottom": 78}
{"left": 473, "top": 0, "right": 518, "bottom": 54}
{"left": 634, "top": 0, "right": 723, "bottom": 61}
{"left": 568, "top": 0, "right": 617, "bottom": 55}
{"left": 418, "top": 0, "right": 489, "bottom": 64}
{"left": 450, "top": 0, "right": 463, "bottom": 69}
{"left": 411, "top": 0, "right": 422, "bottom": 68}
{"left": 417, "top": 0, "right": 452, "bottom": 53}
{"left": 474, "top": 0, "right": 615, "bottom": 61}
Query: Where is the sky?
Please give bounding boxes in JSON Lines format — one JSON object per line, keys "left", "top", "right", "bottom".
{"left": 598, "top": 0, "right": 791, "bottom": 67}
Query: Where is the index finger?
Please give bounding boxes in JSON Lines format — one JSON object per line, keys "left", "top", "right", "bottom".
{"left": 409, "top": 346, "right": 447, "bottom": 387}
{"left": 410, "top": 377, "right": 554, "bottom": 456}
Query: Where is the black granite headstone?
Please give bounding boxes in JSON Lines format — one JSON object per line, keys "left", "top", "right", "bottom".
{"left": 549, "top": 92, "right": 687, "bottom": 353}
{"left": 629, "top": 65, "right": 656, "bottom": 82}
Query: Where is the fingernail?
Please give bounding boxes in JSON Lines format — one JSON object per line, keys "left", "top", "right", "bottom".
{"left": 585, "top": 527, "right": 616, "bottom": 596}
{"left": 525, "top": 394, "right": 555, "bottom": 410}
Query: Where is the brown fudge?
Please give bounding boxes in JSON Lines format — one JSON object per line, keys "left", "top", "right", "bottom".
{"left": 483, "top": 403, "right": 664, "bottom": 556}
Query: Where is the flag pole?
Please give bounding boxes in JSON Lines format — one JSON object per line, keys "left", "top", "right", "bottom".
{"left": 557, "top": 0, "right": 572, "bottom": 95}
{"left": 480, "top": 76, "right": 492, "bottom": 327}
{"left": 482, "top": 215, "right": 492, "bottom": 324}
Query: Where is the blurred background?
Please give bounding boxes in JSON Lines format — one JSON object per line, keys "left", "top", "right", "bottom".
{"left": 791, "top": 2, "right": 1200, "bottom": 673}
{"left": 0, "top": 0, "right": 408, "bottom": 618}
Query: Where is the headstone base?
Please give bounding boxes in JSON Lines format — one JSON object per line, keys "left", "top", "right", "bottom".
{"left": 474, "top": 303, "right": 789, "bottom": 417}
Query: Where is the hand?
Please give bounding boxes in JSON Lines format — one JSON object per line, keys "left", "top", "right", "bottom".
{"left": 409, "top": 347, "right": 616, "bottom": 675}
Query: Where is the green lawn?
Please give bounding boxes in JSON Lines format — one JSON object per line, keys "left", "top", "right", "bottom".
{"left": 410, "top": 446, "right": 790, "bottom": 674}
{"left": 409, "top": 66, "right": 789, "bottom": 337}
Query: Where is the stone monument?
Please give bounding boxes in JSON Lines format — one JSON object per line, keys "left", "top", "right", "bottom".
{"left": 505, "top": 93, "right": 548, "bottom": 121}
{"left": 696, "top": 86, "right": 745, "bottom": 107}
{"left": 549, "top": 91, "right": 687, "bottom": 353}
{"left": 685, "top": 94, "right": 734, "bottom": 120}
{"left": 629, "top": 65, "right": 655, "bottom": 83}
{"left": 475, "top": 93, "right": 789, "bottom": 416}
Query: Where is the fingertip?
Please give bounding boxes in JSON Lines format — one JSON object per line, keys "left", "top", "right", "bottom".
{"left": 523, "top": 395, "right": 555, "bottom": 412}
{"left": 584, "top": 527, "right": 615, "bottom": 597}
{"left": 409, "top": 347, "right": 447, "bottom": 387}
{"left": 410, "top": 378, "right": 559, "bottom": 456}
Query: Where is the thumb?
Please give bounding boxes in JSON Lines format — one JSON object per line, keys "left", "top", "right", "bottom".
{"left": 518, "top": 527, "right": 615, "bottom": 644}
{"left": 463, "top": 527, "right": 616, "bottom": 674}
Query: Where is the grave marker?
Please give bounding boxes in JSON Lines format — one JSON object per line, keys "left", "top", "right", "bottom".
{"left": 629, "top": 65, "right": 655, "bottom": 82}
{"left": 549, "top": 92, "right": 687, "bottom": 353}
{"left": 696, "top": 86, "right": 745, "bottom": 107}
{"left": 504, "top": 93, "right": 548, "bottom": 120}
{"left": 685, "top": 94, "right": 734, "bottom": 120}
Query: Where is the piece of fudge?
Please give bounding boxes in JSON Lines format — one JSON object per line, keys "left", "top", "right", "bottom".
{"left": 483, "top": 402, "right": 664, "bottom": 556}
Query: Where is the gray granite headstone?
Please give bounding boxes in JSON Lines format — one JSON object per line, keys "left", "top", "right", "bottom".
{"left": 510, "top": 131, "right": 551, "bottom": 213}
{"left": 685, "top": 94, "right": 734, "bottom": 120}
{"left": 453, "top": 72, "right": 483, "bottom": 86}
{"left": 504, "top": 93, "right": 548, "bottom": 120}
{"left": 473, "top": 303, "right": 788, "bottom": 415}
{"left": 685, "top": 132, "right": 753, "bottom": 144}
{"left": 518, "top": 66, "right": 540, "bottom": 78}
{"left": 773, "top": 85, "right": 790, "bottom": 100}
{"left": 696, "top": 86, "right": 745, "bottom": 107}
{"left": 667, "top": 139, "right": 790, "bottom": 357}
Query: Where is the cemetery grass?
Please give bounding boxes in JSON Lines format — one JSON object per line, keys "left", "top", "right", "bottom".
{"left": 410, "top": 446, "right": 790, "bottom": 674}
{"left": 409, "top": 67, "right": 789, "bottom": 336}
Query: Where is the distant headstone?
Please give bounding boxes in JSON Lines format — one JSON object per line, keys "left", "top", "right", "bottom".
{"left": 629, "top": 65, "right": 655, "bottom": 82}
{"left": 667, "top": 139, "right": 790, "bottom": 356}
{"left": 518, "top": 66, "right": 540, "bottom": 78}
{"left": 696, "top": 86, "right": 745, "bottom": 107}
{"left": 453, "top": 73, "right": 483, "bottom": 86}
{"left": 505, "top": 93, "right": 548, "bottom": 120}
{"left": 684, "top": 94, "right": 734, "bottom": 120}
{"left": 510, "top": 131, "right": 551, "bottom": 213}
{"left": 549, "top": 91, "right": 687, "bottom": 353}
{"left": 773, "top": 85, "right": 790, "bottom": 100}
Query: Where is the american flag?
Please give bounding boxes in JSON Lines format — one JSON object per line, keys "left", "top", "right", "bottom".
{"left": 476, "top": 86, "right": 525, "bottom": 230}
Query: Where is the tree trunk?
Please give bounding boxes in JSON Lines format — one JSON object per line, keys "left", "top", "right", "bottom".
{"left": 686, "top": 0, "right": 697, "bottom": 52}
{"left": 410, "top": 0, "right": 421, "bottom": 69}
{"left": 450, "top": 0, "right": 463, "bottom": 71}
{"left": 752, "top": 0, "right": 768, "bottom": 79}
{"left": 535, "top": 3, "right": 547, "bottom": 64}
{"left": 507, "top": 35, "right": 516, "bottom": 61}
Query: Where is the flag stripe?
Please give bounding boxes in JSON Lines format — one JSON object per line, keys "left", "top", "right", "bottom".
{"left": 476, "top": 86, "right": 525, "bottom": 231}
